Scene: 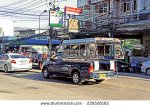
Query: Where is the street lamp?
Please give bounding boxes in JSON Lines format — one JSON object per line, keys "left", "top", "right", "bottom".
{"left": 39, "top": 10, "right": 47, "bottom": 35}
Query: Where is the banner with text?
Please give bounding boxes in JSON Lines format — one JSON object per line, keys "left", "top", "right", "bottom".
{"left": 65, "top": 6, "right": 82, "bottom": 15}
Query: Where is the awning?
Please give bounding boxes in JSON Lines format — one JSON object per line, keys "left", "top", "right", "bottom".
{"left": 9, "top": 41, "right": 27, "bottom": 47}
{"left": 22, "top": 39, "right": 60, "bottom": 45}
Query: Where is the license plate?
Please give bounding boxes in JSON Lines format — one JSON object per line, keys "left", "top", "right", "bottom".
{"left": 20, "top": 61, "right": 27, "bottom": 65}
{"left": 20, "top": 63, "right": 26, "bottom": 65}
{"left": 99, "top": 74, "right": 106, "bottom": 79}
{"left": 21, "top": 62, "right": 27, "bottom": 64}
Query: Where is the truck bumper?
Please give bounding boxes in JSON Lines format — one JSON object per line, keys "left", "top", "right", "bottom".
{"left": 90, "top": 71, "right": 114, "bottom": 80}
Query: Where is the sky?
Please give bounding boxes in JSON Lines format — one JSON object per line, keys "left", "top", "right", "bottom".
{"left": 0, "top": 0, "right": 77, "bottom": 29}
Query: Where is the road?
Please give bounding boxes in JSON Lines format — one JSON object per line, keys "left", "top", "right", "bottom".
{"left": 0, "top": 68, "right": 150, "bottom": 100}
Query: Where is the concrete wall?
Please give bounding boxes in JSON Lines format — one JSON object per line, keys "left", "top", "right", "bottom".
{"left": 143, "top": 32, "right": 150, "bottom": 53}
{"left": 77, "top": 0, "right": 86, "bottom": 7}
{"left": 15, "top": 30, "right": 35, "bottom": 38}
{"left": 137, "top": 0, "right": 146, "bottom": 12}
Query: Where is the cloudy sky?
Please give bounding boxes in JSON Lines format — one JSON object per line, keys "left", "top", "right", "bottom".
{"left": 0, "top": 0, "right": 77, "bottom": 29}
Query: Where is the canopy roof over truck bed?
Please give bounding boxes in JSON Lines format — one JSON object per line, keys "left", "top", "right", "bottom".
{"left": 63, "top": 37, "right": 121, "bottom": 45}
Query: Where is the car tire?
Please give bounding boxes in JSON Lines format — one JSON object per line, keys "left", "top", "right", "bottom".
{"left": 42, "top": 67, "right": 50, "bottom": 79}
{"left": 72, "top": 72, "right": 81, "bottom": 84}
{"left": 4, "top": 65, "right": 8, "bottom": 73}
{"left": 146, "top": 69, "right": 150, "bottom": 76}
{"left": 95, "top": 80, "right": 104, "bottom": 84}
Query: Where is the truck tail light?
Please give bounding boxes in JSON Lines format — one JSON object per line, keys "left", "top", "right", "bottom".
{"left": 114, "top": 62, "right": 116, "bottom": 72}
{"left": 11, "top": 60, "right": 16, "bottom": 64}
{"left": 29, "top": 59, "right": 32, "bottom": 63}
{"left": 88, "top": 64, "right": 94, "bottom": 73}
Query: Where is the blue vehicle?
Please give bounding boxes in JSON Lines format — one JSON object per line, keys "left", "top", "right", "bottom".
{"left": 130, "top": 59, "right": 141, "bottom": 72}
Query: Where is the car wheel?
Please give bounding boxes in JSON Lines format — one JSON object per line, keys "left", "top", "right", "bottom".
{"left": 95, "top": 80, "right": 104, "bottom": 84}
{"left": 146, "top": 69, "right": 150, "bottom": 76}
{"left": 72, "top": 72, "right": 81, "bottom": 84}
{"left": 4, "top": 65, "right": 8, "bottom": 73}
{"left": 42, "top": 67, "right": 50, "bottom": 79}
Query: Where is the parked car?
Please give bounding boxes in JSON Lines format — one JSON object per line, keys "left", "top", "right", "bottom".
{"left": 141, "top": 60, "right": 150, "bottom": 75}
{"left": 0, "top": 53, "right": 32, "bottom": 72}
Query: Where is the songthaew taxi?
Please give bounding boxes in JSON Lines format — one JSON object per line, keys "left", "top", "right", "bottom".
{"left": 42, "top": 37, "right": 124, "bottom": 84}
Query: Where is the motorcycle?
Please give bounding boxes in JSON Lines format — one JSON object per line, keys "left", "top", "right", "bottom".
{"left": 130, "top": 59, "right": 141, "bottom": 73}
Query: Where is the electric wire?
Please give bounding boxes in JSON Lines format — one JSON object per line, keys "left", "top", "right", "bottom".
{"left": 0, "top": 0, "right": 46, "bottom": 15}
{"left": 0, "top": 0, "right": 29, "bottom": 8}
{"left": 2, "top": 0, "right": 44, "bottom": 9}
{"left": 0, "top": 0, "right": 67, "bottom": 29}
{"left": 0, "top": 5, "right": 48, "bottom": 17}
{"left": 0, "top": 10, "right": 44, "bottom": 16}
{"left": 0, "top": 0, "right": 66, "bottom": 18}
{"left": 1, "top": 0, "right": 45, "bottom": 11}
{"left": 0, "top": 8, "right": 47, "bottom": 18}
{"left": 0, "top": 13, "right": 48, "bottom": 20}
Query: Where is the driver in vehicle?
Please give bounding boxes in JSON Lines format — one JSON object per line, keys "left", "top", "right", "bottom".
{"left": 50, "top": 52, "right": 62, "bottom": 63}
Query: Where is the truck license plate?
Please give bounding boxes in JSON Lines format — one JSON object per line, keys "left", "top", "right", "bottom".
{"left": 99, "top": 74, "right": 106, "bottom": 79}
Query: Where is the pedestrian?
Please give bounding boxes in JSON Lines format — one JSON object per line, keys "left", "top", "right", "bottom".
{"left": 127, "top": 50, "right": 132, "bottom": 63}
{"left": 124, "top": 51, "right": 129, "bottom": 63}
{"left": 42, "top": 52, "right": 47, "bottom": 62}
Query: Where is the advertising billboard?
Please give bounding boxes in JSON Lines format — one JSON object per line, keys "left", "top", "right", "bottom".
{"left": 65, "top": 6, "right": 82, "bottom": 15}
{"left": 50, "top": 11, "right": 63, "bottom": 27}
{"left": 68, "top": 19, "right": 79, "bottom": 32}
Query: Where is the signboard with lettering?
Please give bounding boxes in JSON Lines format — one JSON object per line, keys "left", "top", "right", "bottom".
{"left": 50, "top": 11, "right": 63, "bottom": 27}
{"left": 68, "top": 19, "right": 79, "bottom": 32}
{"left": 65, "top": 6, "right": 82, "bottom": 15}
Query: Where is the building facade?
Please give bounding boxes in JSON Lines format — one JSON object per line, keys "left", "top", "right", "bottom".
{"left": 77, "top": 0, "right": 150, "bottom": 52}
{"left": 14, "top": 29, "right": 36, "bottom": 38}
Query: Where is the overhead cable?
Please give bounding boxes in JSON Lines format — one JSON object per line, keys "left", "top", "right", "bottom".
{"left": 0, "top": 0, "right": 28, "bottom": 8}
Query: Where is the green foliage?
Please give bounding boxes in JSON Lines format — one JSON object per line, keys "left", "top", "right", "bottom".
{"left": 124, "top": 39, "right": 140, "bottom": 49}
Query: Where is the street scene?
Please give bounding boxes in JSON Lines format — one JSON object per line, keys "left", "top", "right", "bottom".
{"left": 0, "top": 67, "right": 150, "bottom": 100}
{"left": 0, "top": 0, "right": 150, "bottom": 103}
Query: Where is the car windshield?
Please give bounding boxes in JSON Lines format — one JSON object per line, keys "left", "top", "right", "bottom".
{"left": 10, "top": 55, "right": 27, "bottom": 59}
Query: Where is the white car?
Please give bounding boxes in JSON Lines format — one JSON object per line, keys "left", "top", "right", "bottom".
{"left": 0, "top": 53, "right": 32, "bottom": 72}
{"left": 141, "top": 60, "right": 150, "bottom": 76}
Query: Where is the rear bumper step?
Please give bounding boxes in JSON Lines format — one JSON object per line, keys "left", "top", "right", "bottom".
{"left": 90, "top": 71, "right": 114, "bottom": 79}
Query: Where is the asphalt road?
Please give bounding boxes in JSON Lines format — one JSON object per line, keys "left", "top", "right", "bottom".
{"left": 0, "top": 68, "right": 150, "bottom": 100}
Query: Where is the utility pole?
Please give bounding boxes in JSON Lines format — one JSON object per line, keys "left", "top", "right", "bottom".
{"left": 48, "top": 9, "right": 52, "bottom": 56}
{"left": 0, "top": 28, "right": 4, "bottom": 51}
{"left": 48, "top": 0, "right": 60, "bottom": 56}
